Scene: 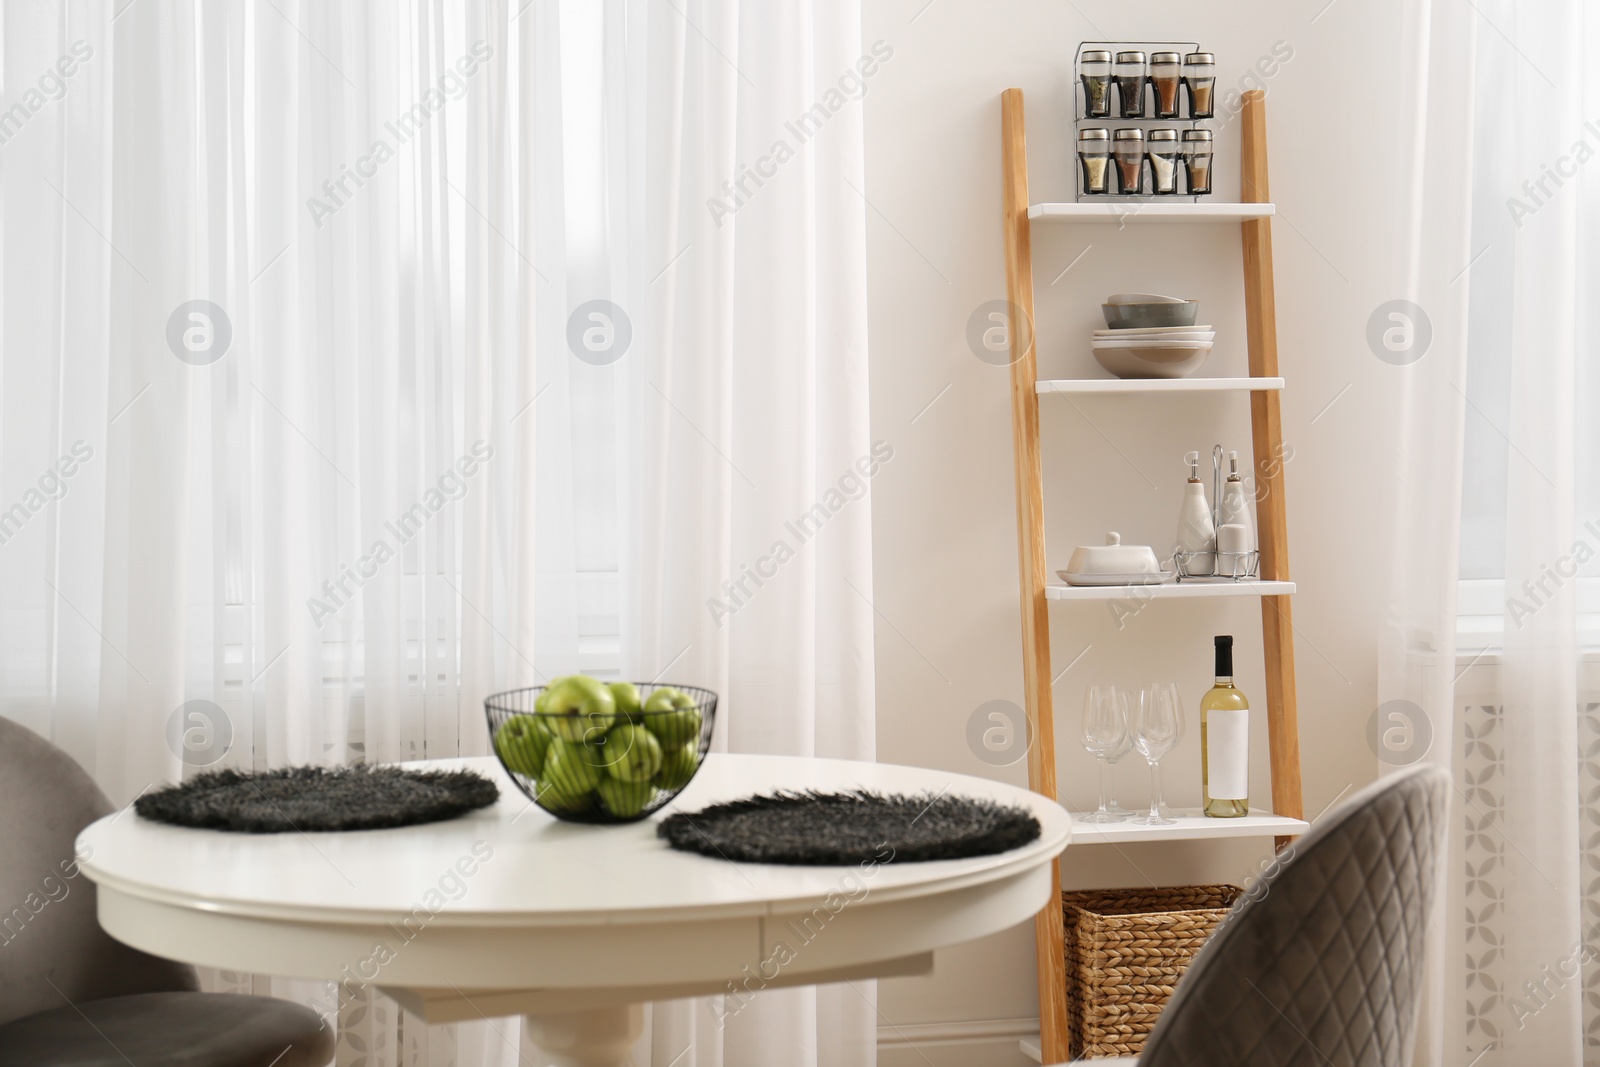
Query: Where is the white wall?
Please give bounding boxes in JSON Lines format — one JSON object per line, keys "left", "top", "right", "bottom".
{"left": 860, "top": 2, "right": 1410, "bottom": 1062}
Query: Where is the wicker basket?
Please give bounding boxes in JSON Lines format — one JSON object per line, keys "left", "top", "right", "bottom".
{"left": 1062, "top": 884, "right": 1243, "bottom": 1059}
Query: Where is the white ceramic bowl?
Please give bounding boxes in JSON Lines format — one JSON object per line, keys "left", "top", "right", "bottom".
{"left": 1092, "top": 328, "right": 1215, "bottom": 343}
{"left": 1105, "top": 292, "right": 1190, "bottom": 304}
{"left": 1090, "top": 338, "right": 1213, "bottom": 379}
{"left": 1092, "top": 324, "right": 1215, "bottom": 337}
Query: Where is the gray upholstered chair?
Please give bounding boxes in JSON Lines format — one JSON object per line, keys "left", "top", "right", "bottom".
{"left": 1052, "top": 763, "right": 1450, "bottom": 1066}
{"left": 0, "top": 716, "right": 334, "bottom": 1066}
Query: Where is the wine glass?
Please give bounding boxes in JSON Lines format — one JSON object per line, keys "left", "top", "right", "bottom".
{"left": 1080, "top": 686, "right": 1130, "bottom": 823}
{"left": 1102, "top": 700, "right": 1136, "bottom": 817}
{"left": 1158, "top": 682, "right": 1183, "bottom": 730}
{"left": 1149, "top": 682, "right": 1183, "bottom": 817}
{"left": 1133, "top": 683, "right": 1183, "bottom": 825}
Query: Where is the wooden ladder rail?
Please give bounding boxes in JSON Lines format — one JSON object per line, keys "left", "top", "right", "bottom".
{"left": 999, "top": 87, "right": 1069, "bottom": 1067}
{"left": 1239, "top": 89, "right": 1304, "bottom": 850}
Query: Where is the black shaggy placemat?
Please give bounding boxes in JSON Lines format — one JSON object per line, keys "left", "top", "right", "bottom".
{"left": 134, "top": 765, "right": 499, "bottom": 833}
{"left": 656, "top": 790, "right": 1041, "bottom": 865}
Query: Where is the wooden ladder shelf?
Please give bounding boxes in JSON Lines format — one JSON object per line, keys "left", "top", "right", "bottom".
{"left": 999, "top": 87, "right": 1305, "bottom": 1065}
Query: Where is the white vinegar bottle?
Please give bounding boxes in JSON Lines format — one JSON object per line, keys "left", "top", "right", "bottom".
{"left": 1175, "top": 450, "right": 1216, "bottom": 574}
{"left": 1217, "top": 450, "right": 1256, "bottom": 553}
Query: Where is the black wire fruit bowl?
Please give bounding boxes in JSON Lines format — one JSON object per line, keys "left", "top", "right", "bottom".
{"left": 484, "top": 681, "right": 716, "bottom": 824}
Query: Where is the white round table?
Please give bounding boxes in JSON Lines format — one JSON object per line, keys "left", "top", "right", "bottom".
{"left": 78, "top": 754, "right": 1070, "bottom": 1066}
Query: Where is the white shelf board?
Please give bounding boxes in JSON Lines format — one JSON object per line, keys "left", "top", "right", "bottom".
{"left": 1038, "top": 377, "right": 1284, "bottom": 395}
{"left": 1068, "top": 808, "right": 1309, "bottom": 845}
{"left": 1047, "top": 579, "right": 1294, "bottom": 601}
{"left": 1020, "top": 1035, "right": 1043, "bottom": 1064}
{"left": 1029, "top": 201, "right": 1275, "bottom": 223}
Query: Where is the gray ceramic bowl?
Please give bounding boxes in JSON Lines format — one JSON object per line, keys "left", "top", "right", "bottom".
{"left": 1102, "top": 301, "right": 1200, "bottom": 329}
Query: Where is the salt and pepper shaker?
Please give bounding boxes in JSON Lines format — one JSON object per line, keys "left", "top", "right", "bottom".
{"left": 1113, "top": 129, "right": 1146, "bottom": 195}
{"left": 1077, "top": 129, "right": 1112, "bottom": 194}
{"left": 1217, "top": 524, "right": 1251, "bottom": 568}
{"left": 1182, "top": 52, "right": 1216, "bottom": 118}
{"left": 1113, "top": 51, "right": 1148, "bottom": 118}
{"left": 1147, "top": 129, "right": 1181, "bottom": 195}
{"left": 1080, "top": 50, "right": 1113, "bottom": 118}
{"left": 1149, "top": 52, "right": 1183, "bottom": 119}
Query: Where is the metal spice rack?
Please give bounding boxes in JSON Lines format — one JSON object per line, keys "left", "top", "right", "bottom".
{"left": 1074, "top": 41, "right": 1209, "bottom": 202}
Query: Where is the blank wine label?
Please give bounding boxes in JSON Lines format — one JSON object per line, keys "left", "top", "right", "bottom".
{"left": 1206, "top": 709, "right": 1249, "bottom": 800}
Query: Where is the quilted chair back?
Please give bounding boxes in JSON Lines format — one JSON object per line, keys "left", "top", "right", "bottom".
{"left": 0, "top": 717, "right": 196, "bottom": 1027}
{"left": 1138, "top": 763, "right": 1450, "bottom": 1067}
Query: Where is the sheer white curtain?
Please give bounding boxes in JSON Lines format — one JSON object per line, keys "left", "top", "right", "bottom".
{"left": 0, "top": 2, "right": 876, "bottom": 1065}
{"left": 1386, "top": 2, "right": 1598, "bottom": 1065}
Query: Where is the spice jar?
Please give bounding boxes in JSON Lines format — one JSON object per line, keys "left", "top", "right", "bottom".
{"left": 1150, "top": 52, "right": 1183, "bottom": 119}
{"left": 1113, "top": 51, "right": 1147, "bottom": 118}
{"left": 1182, "top": 129, "right": 1214, "bottom": 195}
{"left": 1113, "top": 128, "right": 1145, "bottom": 195}
{"left": 1183, "top": 52, "right": 1216, "bottom": 119}
{"left": 1080, "top": 50, "right": 1113, "bottom": 119}
{"left": 1147, "top": 129, "right": 1181, "bottom": 194}
{"left": 1077, "top": 128, "right": 1112, "bottom": 195}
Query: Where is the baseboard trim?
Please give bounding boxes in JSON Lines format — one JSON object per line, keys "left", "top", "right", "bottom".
{"left": 877, "top": 1016, "right": 1041, "bottom": 1049}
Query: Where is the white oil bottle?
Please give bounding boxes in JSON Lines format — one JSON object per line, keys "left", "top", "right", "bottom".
{"left": 1174, "top": 450, "right": 1216, "bottom": 575}
{"left": 1216, "top": 450, "right": 1256, "bottom": 551}
{"left": 1215, "top": 449, "right": 1257, "bottom": 577}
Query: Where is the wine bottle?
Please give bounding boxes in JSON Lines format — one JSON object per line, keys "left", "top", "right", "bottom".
{"left": 1201, "top": 635, "right": 1249, "bottom": 817}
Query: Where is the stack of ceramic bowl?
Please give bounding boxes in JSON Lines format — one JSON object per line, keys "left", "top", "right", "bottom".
{"left": 1092, "top": 293, "right": 1214, "bottom": 379}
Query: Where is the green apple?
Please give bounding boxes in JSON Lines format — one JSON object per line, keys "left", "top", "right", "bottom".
{"left": 596, "top": 776, "right": 656, "bottom": 818}
{"left": 538, "top": 783, "right": 596, "bottom": 814}
{"left": 609, "top": 681, "right": 643, "bottom": 722}
{"left": 653, "top": 743, "right": 700, "bottom": 790}
{"left": 541, "top": 738, "right": 603, "bottom": 800}
{"left": 642, "top": 688, "right": 702, "bottom": 749}
{"left": 602, "top": 723, "right": 663, "bottom": 783}
{"left": 533, "top": 676, "right": 569, "bottom": 714}
{"left": 494, "top": 715, "right": 551, "bottom": 777}
{"left": 642, "top": 686, "right": 685, "bottom": 712}
{"left": 541, "top": 675, "right": 618, "bottom": 742}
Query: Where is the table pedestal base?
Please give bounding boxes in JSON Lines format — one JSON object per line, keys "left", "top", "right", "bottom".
{"left": 524, "top": 1003, "right": 644, "bottom": 1067}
